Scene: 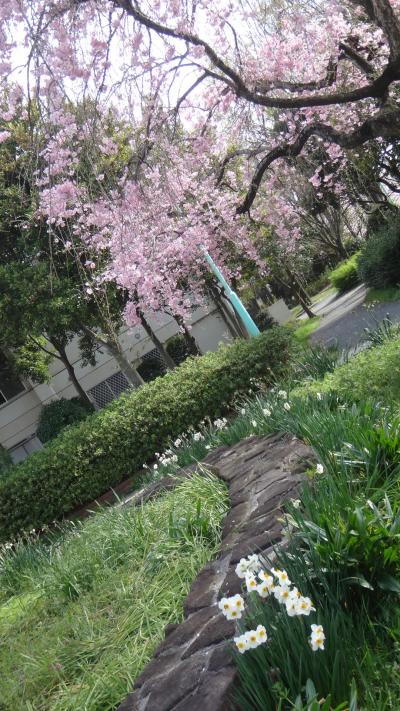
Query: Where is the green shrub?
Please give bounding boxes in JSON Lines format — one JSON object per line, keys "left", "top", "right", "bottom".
{"left": 0, "top": 328, "right": 296, "bottom": 540}
{"left": 137, "top": 356, "right": 167, "bottom": 382}
{"left": 358, "top": 213, "right": 400, "bottom": 288}
{"left": 329, "top": 252, "right": 361, "bottom": 293}
{"left": 36, "top": 397, "right": 94, "bottom": 444}
{"left": 166, "top": 333, "right": 190, "bottom": 365}
{"left": 292, "top": 336, "right": 400, "bottom": 404}
{"left": 0, "top": 445, "right": 12, "bottom": 476}
{"left": 253, "top": 310, "right": 276, "bottom": 332}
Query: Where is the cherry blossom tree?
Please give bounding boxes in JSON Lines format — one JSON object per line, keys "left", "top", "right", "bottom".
{"left": 1, "top": 0, "right": 400, "bottom": 318}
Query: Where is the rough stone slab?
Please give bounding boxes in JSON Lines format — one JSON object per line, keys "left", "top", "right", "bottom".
{"left": 116, "top": 433, "right": 314, "bottom": 711}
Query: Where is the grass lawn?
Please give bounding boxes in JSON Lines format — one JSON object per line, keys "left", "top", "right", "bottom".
{"left": 290, "top": 286, "right": 337, "bottom": 319}
{"left": 0, "top": 473, "right": 228, "bottom": 711}
{"left": 365, "top": 286, "right": 400, "bottom": 304}
{"left": 291, "top": 316, "right": 321, "bottom": 343}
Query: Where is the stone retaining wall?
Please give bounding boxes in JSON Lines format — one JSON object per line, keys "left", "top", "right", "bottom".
{"left": 117, "top": 433, "right": 313, "bottom": 711}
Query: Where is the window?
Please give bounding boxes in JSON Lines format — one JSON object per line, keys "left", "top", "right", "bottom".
{"left": 0, "top": 352, "right": 25, "bottom": 405}
{"left": 87, "top": 370, "right": 131, "bottom": 409}
{"left": 8, "top": 436, "right": 43, "bottom": 464}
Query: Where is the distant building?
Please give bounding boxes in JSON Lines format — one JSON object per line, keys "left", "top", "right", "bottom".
{"left": 0, "top": 303, "right": 231, "bottom": 464}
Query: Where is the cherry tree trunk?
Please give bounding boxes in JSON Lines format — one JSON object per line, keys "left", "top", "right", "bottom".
{"left": 137, "top": 310, "right": 177, "bottom": 369}
{"left": 174, "top": 315, "right": 201, "bottom": 356}
{"left": 52, "top": 340, "right": 93, "bottom": 407}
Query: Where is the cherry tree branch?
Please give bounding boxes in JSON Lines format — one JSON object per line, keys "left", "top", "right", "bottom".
{"left": 110, "top": 0, "right": 400, "bottom": 109}
{"left": 237, "top": 108, "right": 400, "bottom": 214}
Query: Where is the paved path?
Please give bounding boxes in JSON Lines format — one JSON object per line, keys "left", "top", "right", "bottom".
{"left": 308, "top": 284, "right": 400, "bottom": 349}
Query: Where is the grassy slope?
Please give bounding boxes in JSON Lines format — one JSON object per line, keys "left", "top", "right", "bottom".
{"left": 0, "top": 474, "right": 228, "bottom": 711}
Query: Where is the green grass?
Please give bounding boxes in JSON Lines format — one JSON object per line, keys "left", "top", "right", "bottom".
{"left": 0, "top": 473, "right": 228, "bottom": 710}
{"left": 2, "top": 331, "right": 400, "bottom": 711}
{"left": 365, "top": 286, "right": 400, "bottom": 304}
{"left": 290, "top": 286, "right": 337, "bottom": 319}
{"left": 311, "top": 285, "right": 337, "bottom": 305}
{"left": 292, "top": 334, "right": 400, "bottom": 404}
{"left": 291, "top": 316, "right": 321, "bottom": 343}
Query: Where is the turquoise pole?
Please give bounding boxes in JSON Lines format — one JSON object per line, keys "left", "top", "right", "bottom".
{"left": 202, "top": 248, "right": 260, "bottom": 337}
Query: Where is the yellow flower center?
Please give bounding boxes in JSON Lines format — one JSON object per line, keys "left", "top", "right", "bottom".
{"left": 223, "top": 603, "right": 230, "bottom": 609}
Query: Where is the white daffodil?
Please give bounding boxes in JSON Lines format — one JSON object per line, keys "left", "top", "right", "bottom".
{"left": 278, "top": 390, "right": 288, "bottom": 399}
{"left": 273, "top": 584, "right": 291, "bottom": 604}
{"left": 226, "top": 608, "right": 243, "bottom": 620}
{"left": 289, "top": 587, "right": 301, "bottom": 600}
{"left": 258, "top": 571, "right": 274, "bottom": 588}
{"left": 193, "top": 432, "right": 204, "bottom": 441}
{"left": 283, "top": 402, "right": 291, "bottom": 411}
{"left": 174, "top": 438, "right": 182, "bottom": 447}
{"left": 235, "top": 558, "right": 250, "bottom": 579}
{"left": 153, "top": 463, "right": 158, "bottom": 470}
{"left": 272, "top": 568, "right": 291, "bottom": 586}
{"left": 251, "top": 419, "right": 257, "bottom": 428}
{"left": 285, "top": 598, "right": 299, "bottom": 617}
{"left": 245, "top": 629, "right": 260, "bottom": 649}
{"left": 257, "top": 581, "right": 272, "bottom": 598}
{"left": 245, "top": 574, "right": 258, "bottom": 592}
{"left": 263, "top": 408, "right": 271, "bottom": 416}
{"left": 316, "top": 463, "right": 324, "bottom": 474}
{"left": 296, "top": 596, "right": 315, "bottom": 616}
{"left": 234, "top": 634, "right": 250, "bottom": 654}
{"left": 231, "top": 594, "right": 245, "bottom": 612}
{"left": 317, "top": 392, "right": 323, "bottom": 400}
{"left": 218, "top": 597, "right": 232, "bottom": 613}
{"left": 311, "top": 624, "right": 325, "bottom": 636}
{"left": 247, "top": 553, "right": 261, "bottom": 573}
{"left": 310, "top": 635, "right": 325, "bottom": 651}
{"left": 241, "top": 408, "right": 246, "bottom": 415}
{"left": 255, "top": 624, "right": 268, "bottom": 644}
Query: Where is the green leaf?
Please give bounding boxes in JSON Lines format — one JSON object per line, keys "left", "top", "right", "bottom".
{"left": 377, "top": 574, "right": 400, "bottom": 594}
{"left": 305, "top": 679, "right": 317, "bottom": 703}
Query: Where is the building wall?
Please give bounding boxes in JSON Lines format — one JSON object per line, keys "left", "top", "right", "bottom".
{"left": 0, "top": 305, "right": 232, "bottom": 457}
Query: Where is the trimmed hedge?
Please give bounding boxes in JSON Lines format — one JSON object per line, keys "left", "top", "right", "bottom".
{"left": 292, "top": 336, "right": 400, "bottom": 404}
{"left": 37, "top": 397, "right": 94, "bottom": 443}
{"left": 0, "top": 328, "right": 296, "bottom": 540}
{"left": 329, "top": 252, "right": 361, "bottom": 293}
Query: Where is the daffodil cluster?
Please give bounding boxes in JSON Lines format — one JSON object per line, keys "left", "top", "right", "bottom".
{"left": 234, "top": 625, "right": 267, "bottom": 653}
{"left": 219, "top": 554, "right": 326, "bottom": 655}
{"left": 218, "top": 594, "right": 245, "bottom": 620}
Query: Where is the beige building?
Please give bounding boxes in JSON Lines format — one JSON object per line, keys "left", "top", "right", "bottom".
{"left": 0, "top": 304, "right": 232, "bottom": 464}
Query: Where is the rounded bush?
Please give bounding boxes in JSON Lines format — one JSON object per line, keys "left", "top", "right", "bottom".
{"left": 329, "top": 252, "right": 361, "bottom": 293}
{"left": 37, "top": 397, "right": 94, "bottom": 444}
{"left": 358, "top": 213, "right": 400, "bottom": 288}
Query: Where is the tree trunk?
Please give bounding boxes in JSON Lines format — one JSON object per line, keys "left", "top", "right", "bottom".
{"left": 174, "top": 315, "right": 201, "bottom": 356}
{"left": 208, "top": 283, "right": 242, "bottom": 339}
{"left": 222, "top": 296, "right": 250, "bottom": 339}
{"left": 137, "top": 309, "right": 177, "bottom": 369}
{"left": 103, "top": 339, "right": 144, "bottom": 387}
{"left": 79, "top": 323, "right": 144, "bottom": 388}
{"left": 51, "top": 340, "right": 93, "bottom": 407}
{"left": 284, "top": 266, "right": 316, "bottom": 317}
